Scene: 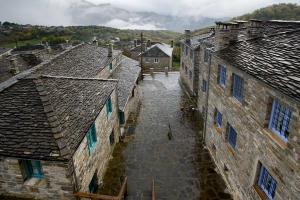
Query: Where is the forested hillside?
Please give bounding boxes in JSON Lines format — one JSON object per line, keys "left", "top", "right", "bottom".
{"left": 233, "top": 3, "right": 300, "bottom": 21}
{"left": 0, "top": 22, "right": 180, "bottom": 48}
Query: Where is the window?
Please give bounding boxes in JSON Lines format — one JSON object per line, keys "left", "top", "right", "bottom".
{"left": 106, "top": 96, "right": 113, "bottom": 118}
{"left": 154, "top": 58, "right": 159, "bottom": 63}
{"left": 108, "top": 63, "right": 113, "bottom": 72}
{"left": 119, "top": 111, "right": 125, "bottom": 125}
{"left": 227, "top": 125, "right": 237, "bottom": 149}
{"left": 185, "top": 66, "right": 188, "bottom": 75}
{"left": 204, "top": 49, "right": 209, "bottom": 63}
{"left": 87, "top": 123, "right": 97, "bottom": 154}
{"left": 215, "top": 110, "right": 222, "bottom": 127}
{"left": 202, "top": 80, "right": 207, "bottom": 92}
{"left": 89, "top": 173, "right": 98, "bottom": 193}
{"left": 189, "top": 70, "right": 192, "bottom": 79}
{"left": 19, "top": 160, "right": 44, "bottom": 181}
{"left": 109, "top": 131, "right": 115, "bottom": 145}
{"left": 232, "top": 74, "right": 244, "bottom": 102}
{"left": 185, "top": 46, "right": 188, "bottom": 56}
{"left": 190, "top": 49, "right": 193, "bottom": 59}
{"left": 268, "top": 99, "right": 291, "bottom": 142}
{"left": 218, "top": 65, "right": 227, "bottom": 87}
{"left": 257, "top": 165, "right": 277, "bottom": 200}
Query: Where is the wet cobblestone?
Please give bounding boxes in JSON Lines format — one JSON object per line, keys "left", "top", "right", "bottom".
{"left": 124, "top": 73, "right": 232, "bottom": 200}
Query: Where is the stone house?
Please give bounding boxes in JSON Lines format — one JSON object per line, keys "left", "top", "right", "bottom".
{"left": 0, "top": 76, "right": 119, "bottom": 199}
{"left": 0, "top": 43, "right": 141, "bottom": 199}
{"left": 181, "top": 20, "right": 300, "bottom": 200}
{"left": 141, "top": 43, "right": 173, "bottom": 73}
{"left": 180, "top": 30, "right": 214, "bottom": 96}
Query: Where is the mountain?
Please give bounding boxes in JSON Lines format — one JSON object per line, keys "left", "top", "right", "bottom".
{"left": 233, "top": 3, "right": 300, "bottom": 21}
{"left": 69, "top": 0, "right": 223, "bottom": 32}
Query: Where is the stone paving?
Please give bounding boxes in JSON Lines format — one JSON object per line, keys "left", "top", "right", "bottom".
{"left": 124, "top": 72, "right": 232, "bottom": 200}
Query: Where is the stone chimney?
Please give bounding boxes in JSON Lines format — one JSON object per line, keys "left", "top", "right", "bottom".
{"left": 9, "top": 59, "right": 19, "bottom": 75}
{"left": 171, "top": 40, "right": 174, "bottom": 48}
{"left": 215, "top": 22, "right": 240, "bottom": 51}
{"left": 147, "top": 39, "right": 151, "bottom": 47}
{"left": 141, "top": 42, "right": 146, "bottom": 52}
{"left": 184, "top": 30, "right": 191, "bottom": 43}
{"left": 247, "top": 19, "right": 264, "bottom": 38}
{"left": 108, "top": 43, "right": 113, "bottom": 57}
{"left": 134, "top": 39, "right": 137, "bottom": 47}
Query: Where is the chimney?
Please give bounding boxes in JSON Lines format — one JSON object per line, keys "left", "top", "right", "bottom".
{"left": 134, "top": 39, "right": 137, "bottom": 47}
{"left": 147, "top": 39, "right": 151, "bottom": 47}
{"left": 247, "top": 19, "right": 264, "bottom": 38}
{"left": 171, "top": 40, "right": 174, "bottom": 48}
{"left": 184, "top": 30, "right": 191, "bottom": 43}
{"left": 141, "top": 42, "right": 146, "bottom": 52}
{"left": 108, "top": 43, "right": 113, "bottom": 57}
{"left": 9, "top": 59, "right": 19, "bottom": 75}
{"left": 215, "top": 21, "right": 240, "bottom": 51}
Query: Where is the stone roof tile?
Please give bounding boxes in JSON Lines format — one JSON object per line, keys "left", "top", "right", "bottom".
{"left": 0, "top": 76, "right": 117, "bottom": 160}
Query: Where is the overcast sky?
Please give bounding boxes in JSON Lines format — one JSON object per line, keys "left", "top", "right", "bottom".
{"left": 0, "top": 0, "right": 299, "bottom": 26}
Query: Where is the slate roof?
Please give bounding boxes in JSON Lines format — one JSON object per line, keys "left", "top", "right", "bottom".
{"left": 142, "top": 43, "right": 173, "bottom": 58}
{"left": 110, "top": 56, "right": 140, "bottom": 111}
{"left": 32, "top": 43, "right": 122, "bottom": 78}
{"left": 0, "top": 76, "right": 117, "bottom": 160}
{"left": 216, "top": 29, "right": 300, "bottom": 102}
{"left": 181, "top": 32, "right": 215, "bottom": 49}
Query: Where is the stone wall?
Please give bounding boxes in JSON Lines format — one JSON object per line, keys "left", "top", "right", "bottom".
{"left": 0, "top": 158, "right": 74, "bottom": 200}
{"left": 205, "top": 55, "right": 300, "bottom": 200}
{"left": 142, "top": 57, "right": 171, "bottom": 73}
{"left": 197, "top": 46, "right": 209, "bottom": 117}
{"left": 97, "top": 52, "right": 123, "bottom": 79}
{"left": 180, "top": 43, "right": 199, "bottom": 96}
{"left": 72, "top": 89, "right": 120, "bottom": 192}
{"left": 120, "top": 85, "right": 140, "bottom": 136}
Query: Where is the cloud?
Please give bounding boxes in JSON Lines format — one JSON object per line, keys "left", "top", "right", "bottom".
{"left": 0, "top": 0, "right": 299, "bottom": 27}
{"left": 104, "top": 18, "right": 164, "bottom": 30}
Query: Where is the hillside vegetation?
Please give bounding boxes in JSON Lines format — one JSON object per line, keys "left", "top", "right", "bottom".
{"left": 0, "top": 22, "right": 180, "bottom": 48}
{"left": 233, "top": 3, "right": 300, "bottom": 21}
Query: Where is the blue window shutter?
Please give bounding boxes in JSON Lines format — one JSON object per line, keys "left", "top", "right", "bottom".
{"left": 119, "top": 111, "right": 125, "bottom": 124}
{"left": 232, "top": 74, "right": 244, "bottom": 101}
{"left": 91, "top": 123, "right": 97, "bottom": 143}
{"left": 228, "top": 126, "right": 237, "bottom": 149}
{"left": 31, "top": 161, "right": 43, "bottom": 178}
{"left": 20, "top": 160, "right": 33, "bottom": 181}
{"left": 269, "top": 99, "right": 291, "bottom": 141}
{"left": 258, "top": 165, "right": 277, "bottom": 200}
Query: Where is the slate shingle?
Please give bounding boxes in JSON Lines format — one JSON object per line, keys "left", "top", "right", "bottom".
{"left": 0, "top": 76, "right": 117, "bottom": 160}
{"left": 110, "top": 56, "right": 141, "bottom": 110}
{"left": 33, "top": 43, "right": 122, "bottom": 78}
{"left": 217, "top": 29, "right": 300, "bottom": 102}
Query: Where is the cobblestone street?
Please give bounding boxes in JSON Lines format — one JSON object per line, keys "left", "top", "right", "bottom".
{"left": 124, "top": 72, "right": 232, "bottom": 200}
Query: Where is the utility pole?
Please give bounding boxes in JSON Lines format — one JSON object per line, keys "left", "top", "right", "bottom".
{"left": 140, "top": 32, "right": 143, "bottom": 77}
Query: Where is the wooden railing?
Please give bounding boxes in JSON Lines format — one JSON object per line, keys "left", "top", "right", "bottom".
{"left": 152, "top": 179, "right": 156, "bottom": 200}
{"left": 74, "top": 176, "right": 128, "bottom": 200}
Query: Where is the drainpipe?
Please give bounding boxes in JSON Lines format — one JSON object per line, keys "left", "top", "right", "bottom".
{"left": 203, "top": 48, "right": 213, "bottom": 146}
